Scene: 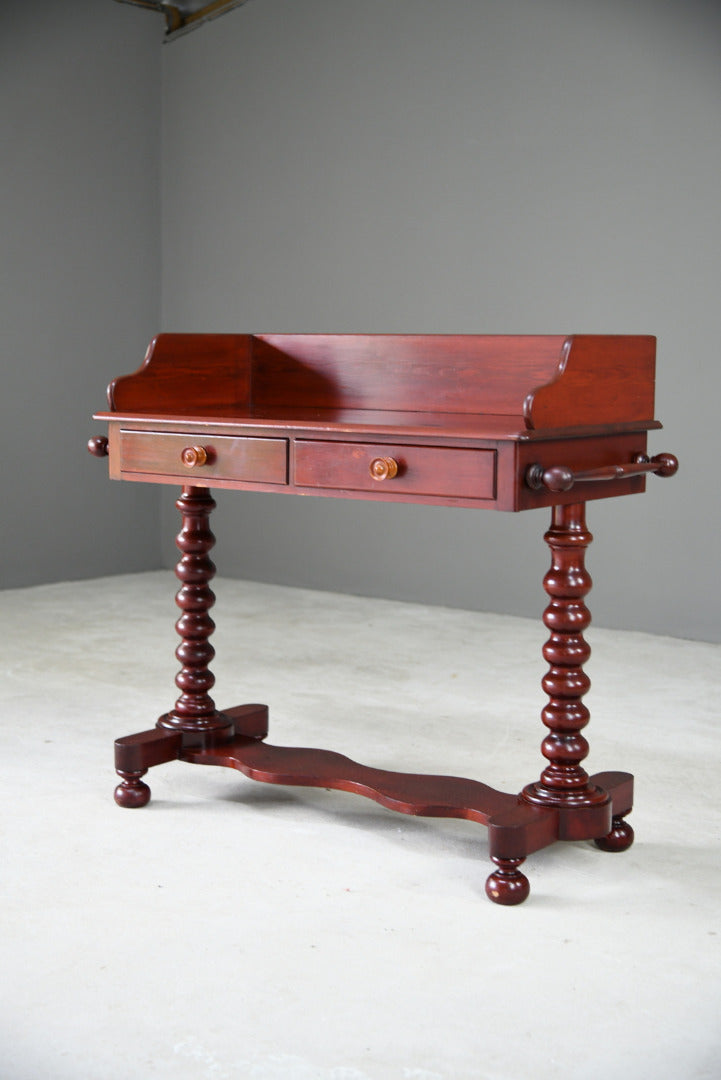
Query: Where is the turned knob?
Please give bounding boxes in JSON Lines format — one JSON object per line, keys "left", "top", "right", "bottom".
{"left": 87, "top": 436, "right": 109, "bottom": 458}
{"left": 181, "top": 445, "right": 209, "bottom": 468}
{"left": 369, "top": 456, "right": 399, "bottom": 481}
{"left": 651, "top": 452, "right": 679, "bottom": 478}
{"left": 538, "top": 465, "right": 574, "bottom": 492}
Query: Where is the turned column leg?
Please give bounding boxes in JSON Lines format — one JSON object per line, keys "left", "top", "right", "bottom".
{"left": 522, "top": 503, "right": 609, "bottom": 816}
{"left": 484, "top": 503, "right": 633, "bottom": 891}
{"left": 114, "top": 487, "right": 233, "bottom": 805}
{"left": 156, "top": 486, "right": 234, "bottom": 745}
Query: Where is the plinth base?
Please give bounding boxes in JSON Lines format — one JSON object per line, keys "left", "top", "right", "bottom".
{"left": 113, "top": 705, "right": 634, "bottom": 905}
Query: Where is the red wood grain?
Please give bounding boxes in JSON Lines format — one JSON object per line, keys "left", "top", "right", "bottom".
{"left": 186, "top": 737, "right": 518, "bottom": 823}
{"left": 93, "top": 332, "right": 675, "bottom": 903}
{"left": 294, "top": 439, "right": 496, "bottom": 500}
{"left": 252, "top": 334, "right": 567, "bottom": 417}
{"left": 119, "top": 429, "right": 288, "bottom": 485}
{"left": 109, "top": 333, "right": 252, "bottom": 414}
{"left": 525, "top": 335, "right": 656, "bottom": 430}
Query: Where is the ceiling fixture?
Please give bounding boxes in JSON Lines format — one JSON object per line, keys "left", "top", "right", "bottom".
{"left": 113, "top": 0, "right": 252, "bottom": 43}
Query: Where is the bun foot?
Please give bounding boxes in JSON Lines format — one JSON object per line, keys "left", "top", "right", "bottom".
{"left": 485, "top": 856, "right": 530, "bottom": 905}
{"left": 114, "top": 770, "right": 151, "bottom": 808}
{"left": 594, "top": 815, "right": 634, "bottom": 852}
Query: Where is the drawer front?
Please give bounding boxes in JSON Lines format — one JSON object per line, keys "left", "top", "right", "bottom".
{"left": 119, "top": 430, "right": 288, "bottom": 484}
{"left": 294, "top": 441, "right": 496, "bottom": 500}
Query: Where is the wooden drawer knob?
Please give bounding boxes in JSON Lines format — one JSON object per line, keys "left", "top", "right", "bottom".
{"left": 181, "top": 445, "right": 209, "bottom": 468}
{"left": 369, "top": 456, "right": 398, "bottom": 481}
{"left": 87, "top": 435, "right": 109, "bottom": 458}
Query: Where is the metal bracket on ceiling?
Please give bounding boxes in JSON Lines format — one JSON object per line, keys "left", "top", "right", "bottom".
{"left": 113, "top": 0, "right": 252, "bottom": 43}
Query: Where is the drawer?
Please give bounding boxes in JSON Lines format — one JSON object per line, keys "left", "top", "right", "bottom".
{"left": 294, "top": 441, "right": 496, "bottom": 500}
{"left": 119, "top": 430, "right": 288, "bottom": 485}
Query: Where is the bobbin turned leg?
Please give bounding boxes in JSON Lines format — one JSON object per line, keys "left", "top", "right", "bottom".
{"left": 483, "top": 503, "right": 638, "bottom": 901}
{"left": 522, "top": 503, "right": 612, "bottom": 823}
{"left": 113, "top": 486, "right": 233, "bottom": 806}
{"left": 155, "top": 486, "right": 234, "bottom": 746}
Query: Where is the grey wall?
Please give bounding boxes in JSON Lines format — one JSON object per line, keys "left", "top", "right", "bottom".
{"left": 160, "top": 0, "right": 721, "bottom": 642}
{"left": 1, "top": 0, "right": 161, "bottom": 587}
{"left": 4, "top": 0, "right": 719, "bottom": 642}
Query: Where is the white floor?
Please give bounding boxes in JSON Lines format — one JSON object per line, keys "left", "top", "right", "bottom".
{"left": 2, "top": 571, "right": 719, "bottom": 1080}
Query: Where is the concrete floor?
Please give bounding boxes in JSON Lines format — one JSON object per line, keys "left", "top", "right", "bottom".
{"left": 2, "top": 571, "right": 719, "bottom": 1079}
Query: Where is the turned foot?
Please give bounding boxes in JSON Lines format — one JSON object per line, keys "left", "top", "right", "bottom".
{"left": 114, "top": 770, "right": 151, "bottom": 808}
{"left": 594, "top": 815, "right": 634, "bottom": 852}
{"left": 485, "top": 856, "right": 530, "bottom": 906}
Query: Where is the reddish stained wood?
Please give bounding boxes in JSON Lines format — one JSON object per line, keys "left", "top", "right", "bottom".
{"left": 525, "top": 335, "right": 656, "bottom": 431}
{"left": 87, "top": 435, "right": 109, "bottom": 457}
{"left": 96, "top": 334, "right": 667, "bottom": 511}
{"left": 92, "top": 332, "right": 676, "bottom": 903}
{"left": 252, "top": 333, "right": 567, "bottom": 417}
{"left": 119, "top": 429, "right": 289, "bottom": 485}
{"left": 185, "top": 737, "right": 518, "bottom": 823}
{"left": 94, "top": 331, "right": 670, "bottom": 511}
{"left": 102, "top": 333, "right": 658, "bottom": 435}
{"left": 294, "top": 439, "right": 496, "bottom": 500}
{"left": 515, "top": 432, "right": 652, "bottom": 511}
{"left": 156, "top": 487, "right": 234, "bottom": 742}
{"left": 115, "top": 728, "right": 182, "bottom": 773}
{"left": 523, "top": 503, "right": 610, "bottom": 812}
{"left": 108, "top": 333, "right": 252, "bottom": 414}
